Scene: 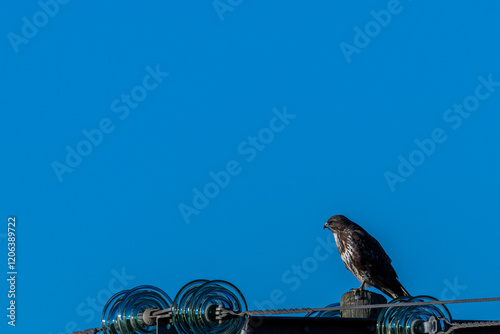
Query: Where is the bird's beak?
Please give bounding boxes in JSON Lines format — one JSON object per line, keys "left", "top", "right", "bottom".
{"left": 323, "top": 223, "right": 328, "bottom": 229}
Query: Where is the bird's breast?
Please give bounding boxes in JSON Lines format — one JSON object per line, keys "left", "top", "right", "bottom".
{"left": 333, "top": 233, "right": 340, "bottom": 248}
{"left": 335, "top": 233, "right": 356, "bottom": 264}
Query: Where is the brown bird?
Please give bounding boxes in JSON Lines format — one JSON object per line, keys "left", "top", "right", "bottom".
{"left": 324, "top": 215, "right": 410, "bottom": 299}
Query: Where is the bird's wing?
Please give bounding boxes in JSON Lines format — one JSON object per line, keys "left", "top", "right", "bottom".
{"left": 347, "top": 225, "right": 409, "bottom": 298}
{"left": 351, "top": 229, "right": 398, "bottom": 278}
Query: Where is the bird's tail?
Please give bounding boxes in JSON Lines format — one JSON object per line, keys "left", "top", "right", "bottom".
{"left": 377, "top": 277, "right": 410, "bottom": 299}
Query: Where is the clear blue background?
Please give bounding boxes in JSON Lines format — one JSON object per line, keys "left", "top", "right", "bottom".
{"left": 2, "top": 1, "right": 500, "bottom": 333}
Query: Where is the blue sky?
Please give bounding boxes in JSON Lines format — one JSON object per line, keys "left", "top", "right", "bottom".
{"left": 2, "top": 1, "right": 500, "bottom": 333}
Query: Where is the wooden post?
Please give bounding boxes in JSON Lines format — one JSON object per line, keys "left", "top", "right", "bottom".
{"left": 340, "top": 290, "right": 387, "bottom": 318}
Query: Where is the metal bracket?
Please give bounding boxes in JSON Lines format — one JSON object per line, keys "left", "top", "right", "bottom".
{"left": 424, "top": 316, "right": 439, "bottom": 334}
{"left": 215, "top": 306, "right": 241, "bottom": 323}
{"left": 412, "top": 316, "right": 439, "bottom": 334}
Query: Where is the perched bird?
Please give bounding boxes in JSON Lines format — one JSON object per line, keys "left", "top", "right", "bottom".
{"left": 324, "top": 215, "right": 410, "bottom": 299}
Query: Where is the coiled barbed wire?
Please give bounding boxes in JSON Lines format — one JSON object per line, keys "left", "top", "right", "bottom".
{"left": 221, "top": 296, "right": 500, "bottom": 317}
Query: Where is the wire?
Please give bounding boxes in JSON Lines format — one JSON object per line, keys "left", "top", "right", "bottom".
{"left": 66, "top": 328, "right": 102, "bottom": 334}
{"left": 224, "top": 296, "right": 500, "bottom": 317}
{"left": 439, "top": 318, "right": 500, "bottom": 334}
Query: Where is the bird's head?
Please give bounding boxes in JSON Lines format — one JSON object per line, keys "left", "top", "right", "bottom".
{"left": 324, "top": 215, "right": 349, "bottom": 232}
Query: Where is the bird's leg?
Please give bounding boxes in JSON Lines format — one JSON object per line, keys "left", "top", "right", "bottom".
{"left": 353, "top": 281, "right": 366, "bottom": 299}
